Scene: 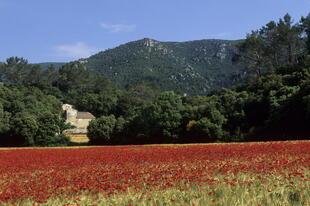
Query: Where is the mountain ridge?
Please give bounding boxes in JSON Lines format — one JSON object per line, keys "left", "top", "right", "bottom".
{"left": 82, "top": 38, "right": 244, "bottom": 95}
{"left": 38, "top": 38, "right": 245, "bottom": 95}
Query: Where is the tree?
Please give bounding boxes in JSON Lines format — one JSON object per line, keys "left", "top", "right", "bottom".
{"left": 235, "top": 14, "right": 304, "bottom": 78}
{"left": 87, "top": 115, "right": 117, "bottom": 144}
{"left": 217, "top": 89, "right": 250, "bottom": 140}
{"left": 35, "top": 112, "right": 64, "bottom": 146}
{"left": 144, "top": 91, "right": 184, "bottom": 142}
{"left": 182, "top": 96, "right": 227, "bottom": 142}
{"left": 235, "top": 31, "right": 266, "bottom": 78}
{"left": 24, "top": 65, "right": 42, "bottom": 86}
{"left": 276, "top": 14, "right": 303, "bottom": 64}
{"left": 56, "top": 63, "right": 92, "bottom": 93}
{"left": 2, "top": 57, "right": 30, "bottom": 84}
{"left": 77, "top": 93, "right": 118, "bottom": 117}
{"left": 190, "top": 117, "right": 225, "bottom": 142}
{"left": 10, "top": 112, "right": 38, "bottom": 146}
{"left": 301, "top": 13, "right": 310, "bottom": 54}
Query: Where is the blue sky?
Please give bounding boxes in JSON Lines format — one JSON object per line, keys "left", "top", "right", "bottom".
{"left": 0, "top": 0, "right": 309, "bottom": 63}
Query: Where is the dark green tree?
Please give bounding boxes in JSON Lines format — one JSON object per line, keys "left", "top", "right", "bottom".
{"left": 87, "top": 115, "right": 117, "bottom": 144}
{"left": 190, "top": 117, "right": 225, "bottom": 142}
{"left": 144, "top": 91, "right": 184, "bottom": 142}
{"left": 10, "top": 112, "right": 38, "bottom": 146}
{"left": 2, "top": 57, "right": 30, "bottom": 84}
{"left": 56, "top": 63, "right": 92, "bottom": 93}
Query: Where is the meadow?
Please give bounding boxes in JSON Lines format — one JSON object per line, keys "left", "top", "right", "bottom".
{"left": 0, "top": 141, "right": 309, "bottom": 206}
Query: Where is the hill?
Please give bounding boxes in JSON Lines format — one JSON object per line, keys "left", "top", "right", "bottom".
{"left": 81, "top": 38, "right": 244, "bottom": 95}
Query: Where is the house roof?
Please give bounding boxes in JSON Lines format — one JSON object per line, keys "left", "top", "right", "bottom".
{"left": 76, "top": 112, "right": 95, "bottom": 119}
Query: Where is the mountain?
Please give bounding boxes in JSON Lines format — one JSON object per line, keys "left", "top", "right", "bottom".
{"left": 79, "top": 38, "right": 244, "bottom": 95}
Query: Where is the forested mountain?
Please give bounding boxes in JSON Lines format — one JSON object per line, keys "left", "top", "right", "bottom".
{"left": 82, "top": 38, "right": 244, "bottom": 95}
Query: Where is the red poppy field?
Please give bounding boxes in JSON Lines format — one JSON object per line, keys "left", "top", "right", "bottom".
{"left": 0, "top": 141, "right": 310, "bottom": 206}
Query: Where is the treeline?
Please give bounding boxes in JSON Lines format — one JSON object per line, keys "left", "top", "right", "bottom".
{"left": 0, "top": 13, "right": 309, "bottom": 146}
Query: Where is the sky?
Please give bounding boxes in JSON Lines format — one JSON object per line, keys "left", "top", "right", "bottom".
{"left": 0, "top": 0, "right": 309, "bottom": 63}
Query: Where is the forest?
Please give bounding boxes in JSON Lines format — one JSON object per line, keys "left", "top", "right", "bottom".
{"left": 0, "top": 13, "right": 309, "bottom": 146}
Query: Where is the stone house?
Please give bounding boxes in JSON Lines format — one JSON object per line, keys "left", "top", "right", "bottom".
{"left": 62, "top": 104, "right": 95, "bottom": 143}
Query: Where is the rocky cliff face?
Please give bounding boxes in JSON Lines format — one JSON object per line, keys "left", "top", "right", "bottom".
{"left": 82, "top": 38, "right": 244, "bottom": 95}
